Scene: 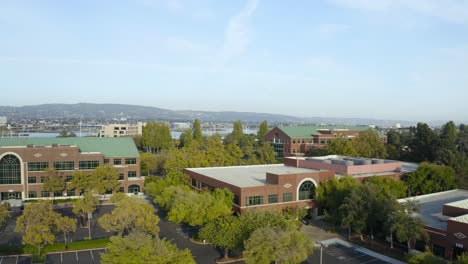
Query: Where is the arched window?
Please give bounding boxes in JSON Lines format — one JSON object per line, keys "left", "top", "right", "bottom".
{"left": 298, "top": 181, "right": 315, "bottom": 200}
{"left": 0, "top": 154, "right": 21, "bottom": 185}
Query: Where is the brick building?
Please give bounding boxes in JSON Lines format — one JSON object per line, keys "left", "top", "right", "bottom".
{"left": 185, "top": 155, "right": 417, "bottom": 213}
{"left": 0, "top": 137, "right": 144, "bottom": 201}
{"left": 399, "top": 190, "right": 468, "bottom": 260}
{"left": 265, "top": 125, "right": 386, "bottom": 159}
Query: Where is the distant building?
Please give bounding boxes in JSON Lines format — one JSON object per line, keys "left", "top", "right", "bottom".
{"left": 0, "top": 116, "right": 7, "bottom": 126}
{"left": 172, "top": 122, "right": 191, "bottom": 130}
{"left": 98, "top": 122, "right": 145, "bottom": 138}
{"left": 0, "top": 137, "right": 144, "bottom": 201}
{"left": 265, "top": 126, "right": 387, "bottom": 159}
{"left": 185, "top": 155, "right": 416, "bottom": 214}
{"left": 399, "top": 190, "right": 468, "bottom": 260}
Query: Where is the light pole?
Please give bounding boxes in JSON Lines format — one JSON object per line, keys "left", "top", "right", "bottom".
{"left": 87, "top": 212, "right": 92, "bottom": 239}
{"left": 318, "top": 242, "right": 327, "bottom": 264}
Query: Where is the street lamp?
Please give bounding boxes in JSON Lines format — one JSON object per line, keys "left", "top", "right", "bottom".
{"left": 87, "top": 212, "right": 92, "bottom": 240}
{"left": 318, "top": 242, "right": 328, "bottom": 264}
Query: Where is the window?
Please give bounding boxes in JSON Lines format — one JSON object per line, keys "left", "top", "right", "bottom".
{"left": 125, "top": 158, "right": 137, "bottom": 165}
{"left": 104, "top": 158, "right": 109, "bottom": 164}
{"left": 283, "top": 193, "right": 292, "bottom": 202}
{"left": 54, "top": 191, "right": 63, "bottom": 197}
{"left": 0, "top": 154, "right": 21, "bottom": 185}
{"left": 114, "top": 159, "right": 122, "bottom": 165}
{"left": 293, "top": 139, "right": 296, "bottom": 144}
{"left": 53, "top": 161, "right": 74, "bottom": 171}
{"left": 42, "top": 191, "right": 50, "bottom": 197}
{"left": 119, "top": 173, "right": 124, "bottom": 180}
{"left": 28, "top": 162, "right": 49, "bottom": 172}
{"left": 79, "top": 160, "right": 99, "bottom": 170}
{"left": 128, "top": 171, "right": 136, "bottom": 178}
{"left": 41, "top": 176, "right": 45, "bottom": 183}
{"left": 28, "top": 191, "right": 37, "bottom": 198}
{"left": 246, "top": 196, "right": 263, "bottom": 206}
{"left": 320, "top": 140, "right": 325, "bottom": 145}
{"left": 201, "top": 183, "right": 215, "bottom": 191}
{"left": 268, "top": 194, "right": 278, "bottom": 204}
{"left": 192, "top": 179, "right": 197, "bottom": 187}
{"left": 293, "top": 149, "right": 296, "bottom": 153}
{"left": 433, "top": 244, "right": 445, "bottom": 257}
{"left": 299, "top": 181, "right": 316, "bottom": 200}
{"left": 313, "top": 138, "right": 318, "bottom": 144}
{"left": 28, "top": 176, "right": 37, "bottom": 184}
{"left": 66, "top": 175, "right": 74, "bottom": 182}
{"left": 119, "top": 187, "right": 125, "bottom": 193}
{"left": 233, "top": 195, "right": 239, "bottom": 205}
{"left": 67, "top": 189, "right": 75, "bottom": 196}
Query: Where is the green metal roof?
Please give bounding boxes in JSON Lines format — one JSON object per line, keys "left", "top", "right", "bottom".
{"left": 0, "top": 137, "right": 139, "bottom": 158}
{"left": 277, "top": 125, "right": 372, "bottom": 138}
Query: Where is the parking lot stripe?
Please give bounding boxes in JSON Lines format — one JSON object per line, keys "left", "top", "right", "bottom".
{"left": 16, "top": 255, "right": 18, "bottom": 264}
{"left": 76, "top": 252, "right": 79, "bottom": 261}
{"left": 0, "top": 256, "right": 3, "bottom": 264}
{"left": 61, "top": 252, "right": 63, "bottom": 263}
{"left": 361, "top": 259, "right": 379, "bottom": 264}
{"left": 90, "top": 250, "right": 94, "bottom": 259}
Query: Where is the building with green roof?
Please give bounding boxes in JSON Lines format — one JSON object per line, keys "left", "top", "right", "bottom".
{"left": 265, "top": 125, "right": 386, "bottom": 159}
{"left": 0, "top": 137, "right": 143, "bottom": 202}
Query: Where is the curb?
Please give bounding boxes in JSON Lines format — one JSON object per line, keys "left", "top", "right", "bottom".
{"left": 189, "top": 238, "right": 211, "bottom": 245}
{"left": 215, "top": 257, "right": 245, "bottom": 264}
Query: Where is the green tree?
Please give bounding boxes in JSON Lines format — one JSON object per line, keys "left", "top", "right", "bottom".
{"left": 404, "top": 162, "right": 457, "bottom": 195}
{"left": 56, "top": 216, "right": 77, "bottom": 246}
{"left": 392, "top": 200, "right": 428, "bottom": 253}
{"left": 204, "top": 134, "right": 227, "bottom": 166}
{"left": 199, "top": 215, "right": 242, "bottom": 259}
{"left": 0, "top": 203, "right": 10, "bottom": 228}
{"left": 179, "top": 128, "right": 194, "bottom": 148}
{"left": 99, "top": 194, "right": 160, "bottom": 236}
{"left": 15, "top": 200, "right": 60, "bottom": 255}
{"left": 409, "top": 123, "right": 439, "bottom": 162}
{"left": 354, "top": 129, "right": 388, "bottom": 158}
{"left": 101, "top": 231, "right": 195, "bottom": 264}
{"left": 257, "top": 120, "right": 269, "bottom": 143}
{"left": 167, "top": 188, "right": 233, "bottom": 226}
{"left": 440, "top": 121, "right": 458, "bottom": 149}
{"left": 364, "top": 177, "right": 407, "bottom": 199}
{"left": 340, "top": 187, "right": 368, "bottom": 240}
{"left": 328, "top": 135, "right": 357, "bottom": 156}
{"left": 140, "top": 152, "right": 159, "bottom": 176}
{"left": 192, "top": 119, "right": 203, "bottom": 144}
{"left": 69, "top": 171, "right": 93, "bottom": 195}
{"left": 316, "top": 176, "right": 358, "bottom": 228}
{"left": 407, "top": 251, "right": 446, "bottom": 264}
{"left": 232, "top": 120, "right": 244, "bottom": 143}
{"left": 43, "top": 168, "right": 66, "bottom": 199}
{"left": 92, "top": 165, "right": 121, "bottom": 195}
{"left": 255, "top": 141, "right": 277, "bottom": 164}
{"left": 73, "top": 191, "right": 99, "bottom": 226}
{"left": 238, "top": 210, "right": 291, "bottom": 242}
{"left": 454, "top": 253, "right": 468, "bottom": 264}
{"left": 142, "top": 122, "right": 173, "bottom": 153}
{"left": 243, "top": 226, "right": 314, "bottom": 264}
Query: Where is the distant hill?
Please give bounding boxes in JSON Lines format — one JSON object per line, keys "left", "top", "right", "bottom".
{"left": 0, "top": 103, "right": 418, "bottom": 126}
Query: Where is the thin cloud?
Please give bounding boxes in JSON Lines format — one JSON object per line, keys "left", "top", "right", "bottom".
{"left": 216, "top": 0, "right": 260, "bottom": 66}
{"left": 317, "top": 23, "right": 350, "bottom": 37}
{"left": 329, "top": 0, "right": 468, "bottom": 24}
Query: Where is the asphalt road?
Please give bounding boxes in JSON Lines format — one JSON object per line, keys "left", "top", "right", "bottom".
{"left": 154, "top": 205, "right": 224, "bottom": 264}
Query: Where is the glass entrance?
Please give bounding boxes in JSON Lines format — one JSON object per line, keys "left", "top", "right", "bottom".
{"left": 1, "top": 192, "right": 22, "bottom": 200}
{"left": 128, "top": 185, "right": 140, "bottom": 194}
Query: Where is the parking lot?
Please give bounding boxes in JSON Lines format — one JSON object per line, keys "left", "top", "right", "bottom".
{"left": 46, "top": 249, "right": 107, "bottom": 264}
{"left": 0, "top": 255, "right": 32, "bottom": 264}
{"left": 307, "top": 244, "right": 397, "bottom": 264}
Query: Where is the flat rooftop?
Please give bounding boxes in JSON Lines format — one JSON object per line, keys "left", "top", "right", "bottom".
{"left": 186, "top": 164, "right": 322, "bottom": 188}
{"left": 399, "top": 189, "right": 468, "bottom": 230}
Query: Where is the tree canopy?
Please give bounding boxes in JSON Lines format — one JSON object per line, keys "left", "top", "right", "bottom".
{"left": 101, "top": 232, "right": 195, "bottom": 264}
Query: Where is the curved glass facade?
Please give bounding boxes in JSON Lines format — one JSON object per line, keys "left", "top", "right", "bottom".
{"left": 298, "top": 180, "right": 315, "bottom": 200}
{"left": 0, "top": 154, "right": 21, "bottom": 185}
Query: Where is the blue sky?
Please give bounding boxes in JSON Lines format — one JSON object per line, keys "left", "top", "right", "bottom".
{"left": 1, "top": 0, "right": 468, "bottom": 122}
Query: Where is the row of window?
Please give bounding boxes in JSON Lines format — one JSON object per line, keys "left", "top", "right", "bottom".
{"left": 246, "top": 193, "right": 294, "bottom": 206}
{"left": 113, "top": 158, "right": 137, "bottom": 165}
{"left": 28, "top": 158, "right": 137, "bottom": 172}
{"left": 28, "top": 171, "right": 137, "bottom": 184}
{"left": 291, "top": 138, "right": 332, "bottom": 145}
{"left": 28, "top": 186, "right": 139, "bottom": 198}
